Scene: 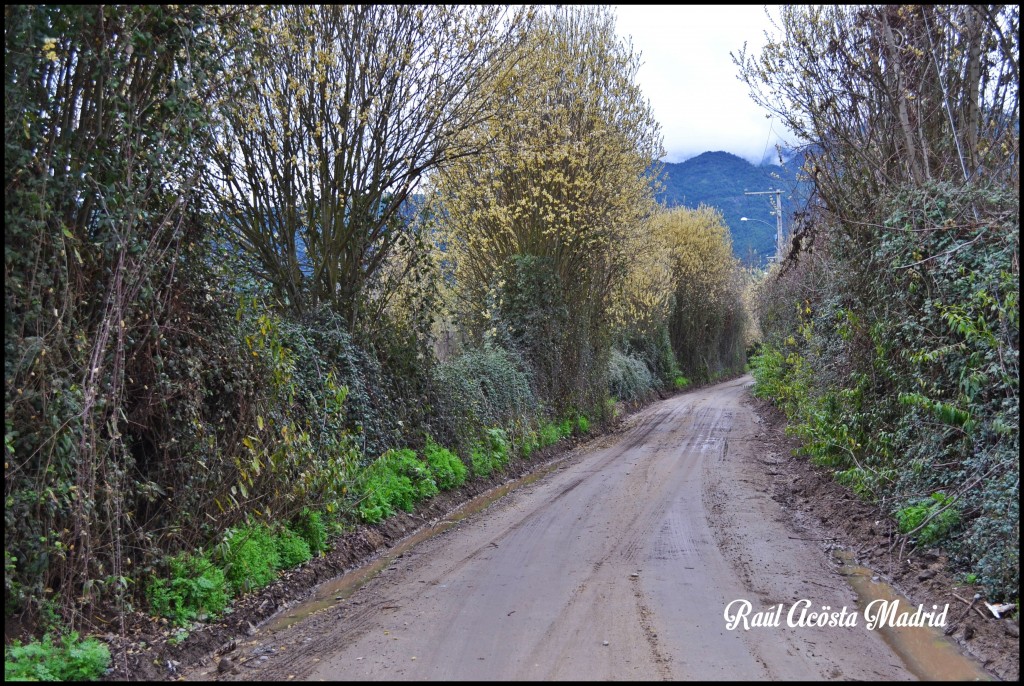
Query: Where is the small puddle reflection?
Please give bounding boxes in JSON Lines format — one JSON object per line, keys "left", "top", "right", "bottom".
{"left": 263, "top": 459, "right": 565, "bottom": 634}
{"left": 834, "top": 550, "right": 992, "bottom": 681}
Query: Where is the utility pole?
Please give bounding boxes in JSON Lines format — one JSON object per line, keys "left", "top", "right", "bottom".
{"left": 744, "top": 189, "right": 784, "bottom": 260}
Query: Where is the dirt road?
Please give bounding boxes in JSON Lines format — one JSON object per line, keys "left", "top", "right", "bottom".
{"left": 202, "top": 376, "right": 919, "bottom": 680}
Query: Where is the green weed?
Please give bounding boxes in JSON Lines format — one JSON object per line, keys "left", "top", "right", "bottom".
{"left": 4, "top": 632, "right": 110, "bottom": 681}
{"left": 147, "top": 552, "right": 229, "bottom": 626}
{"left": 896, "top": 492, "right": 960, "bottom": 546}
{"left": 357, "top": 449, "right": 437, "bottom": 523}
{"left": 538, "top": 421, "right": 561, "bottom": 448}
{"left": 220, "top": 524, "right": 280, "bottom": 595}
{"left": 469, "top": 443, "right": 492, "bottom": 478}
{"left": 469, "top": 428, "right": 510, "bottom": 477}
{"left": 291, "top": 508, "right": 327, "bottom": 556}
{"left": 275, "top": 528, "right": 312, "bottom": 568}
{"left": 575, "top": 415, "right": 590, "bottom": 435}
{"left": 423, "top": 438, "right": 468, "bottom": 490}
{"left": 516, "top": 430, "right": 540, "bottom": 458}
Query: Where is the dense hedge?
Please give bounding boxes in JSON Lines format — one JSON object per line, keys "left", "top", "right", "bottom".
{"left": 752, "top": 182, "right": 1019, "bottom": 600}
{"left": 431, "top": 345, "right": 538, "bottom": 455}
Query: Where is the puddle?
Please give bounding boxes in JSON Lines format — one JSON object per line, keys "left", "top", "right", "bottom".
{"left": 261, "top": 458, "right": 567, "bottom": 634}
{"left": 834, "top": 550, "right": 992, "bottom": 681}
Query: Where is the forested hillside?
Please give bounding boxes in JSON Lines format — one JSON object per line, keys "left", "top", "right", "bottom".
{"left": 739, "top": 5, "right": 1019, "bottom": 603}
{"left": 657, "top": 151, "right": 808, "bottom": 265}
{"left": 4, "top": 5, "right": 750, "bottom": 677}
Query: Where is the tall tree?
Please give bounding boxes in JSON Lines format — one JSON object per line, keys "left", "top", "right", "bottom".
{"left": 654, "top": 206, "right": 748, "bottom": 381}
{"left": 733, "top": 5, "right": 1019, "bottom": 229}
{"left": 207, "top": 5, "right": 532, "bottom": 327}
{"left": 435, "top": 5, "right": 663, "bottom": 412}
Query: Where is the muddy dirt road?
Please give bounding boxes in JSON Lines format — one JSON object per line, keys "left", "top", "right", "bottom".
{"left": 200, "top": 377, "right": 928, "bottom": 680}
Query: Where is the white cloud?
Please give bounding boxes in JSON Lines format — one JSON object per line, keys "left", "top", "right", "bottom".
{"left": 612, "top": 4, "right": 795, "bottom": 165}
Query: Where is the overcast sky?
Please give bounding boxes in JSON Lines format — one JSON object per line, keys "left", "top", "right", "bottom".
{"left": 612, "top": 5, "right": 793, "bottom": 166}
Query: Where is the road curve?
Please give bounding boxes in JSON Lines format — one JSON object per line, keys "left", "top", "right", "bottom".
{"left": 205, "top": 376, "right": 914, "bottom": 681}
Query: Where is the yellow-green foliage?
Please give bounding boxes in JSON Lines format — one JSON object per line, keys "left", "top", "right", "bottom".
{"left": 608, "top": 218, "right": 675, "bottom": 339}
{"left": 436, "top": 5, "right": 662, "bottom": 296}
{"left": 433, "top": 5, "right": 663, "bottom": 413}
{"left": 653, "top": 205, "right": 749, "bottom": 381}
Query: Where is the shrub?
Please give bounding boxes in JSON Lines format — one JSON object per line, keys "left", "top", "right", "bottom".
{"left": 608, "top": 348, "right": 656, "bottom": 402}
{"left": 220, "top": 524, "right": 280, "bottom": 595}
{"left": 147, "top": 552, "right": 229, "bottom": 626}
{"left": 896, "top": 492, "right": 961, "bottom": 546}
{"left": 292, "top": 508, "right": 327, "bottom": 555}
{"left": 431, "top": 346, "right": 537, "bottom": 453}
{"left": 423, "top": 438, "right": 468, "bottom": 490}
{"left": 4, "top": 632, "right": 110, "bottom": 681}
{"left": 275, "top": 528, "right": 312, "bottom": 569}
{"left": 575, "top": 415, "right": 590, "bottom": 435}
{"left": 357, "top": 449, "right": 437, "bottom": 523}
{"left": 469, "top": 428, "right": 510, "bottom": 477}
{"left": 673, "top": 375, "right": 690, "bottom": 390}
{"left": 621, "top": 327, "right": 680, "bottom": 390}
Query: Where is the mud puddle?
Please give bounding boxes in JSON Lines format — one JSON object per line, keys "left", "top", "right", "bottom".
{"left": 834, "top": 550, "right": 992, "bottom": 681}
{"left": 261, "top": 459, "right": 567, "bottom": 635}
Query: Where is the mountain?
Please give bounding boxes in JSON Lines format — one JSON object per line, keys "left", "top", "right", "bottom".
{"left": 654, "top": 151, "right": 808, "bottom": 266}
